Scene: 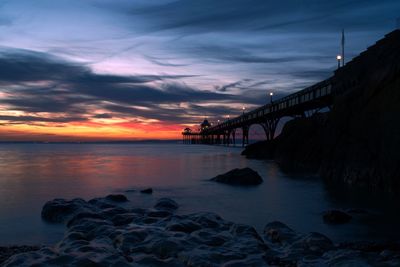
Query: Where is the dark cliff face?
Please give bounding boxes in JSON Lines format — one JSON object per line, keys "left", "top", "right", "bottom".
{"left": 242, "top": 30, "right": 400, "bottom": 193}
{"left": 320, "top": 31, "right": 400, "bottom": 193}
{"left": 242, "top": 113, "right": 328, "bottom": 174}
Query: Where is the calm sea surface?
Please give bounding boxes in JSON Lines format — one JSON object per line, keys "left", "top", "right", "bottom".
{"left": 0, "top": 143, "right": 399, "bottom": 246}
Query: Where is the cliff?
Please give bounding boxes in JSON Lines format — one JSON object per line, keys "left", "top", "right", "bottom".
{"left": 242, "top": 30, "right": 400, "bottom": 193}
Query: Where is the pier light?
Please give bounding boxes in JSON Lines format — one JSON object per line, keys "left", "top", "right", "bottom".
{"left": 217, "top": 119, "right": 220, "bottom": 124}
{"left": 336, "top": 55, "right": 342, "bottom": 69}
{"left": 269, "top": 92, "right": 274, "bottom": 104}
{"left": 242, "top": 106, "right": 245, "bottom": 115}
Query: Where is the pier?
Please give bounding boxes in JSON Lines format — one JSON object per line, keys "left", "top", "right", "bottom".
{"left": 183, "top": 30, "right": 400, "bottom": 147}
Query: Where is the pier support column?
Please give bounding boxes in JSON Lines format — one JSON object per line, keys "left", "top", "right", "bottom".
{"left": 242, "top": 126, "right": 249, "bottom": 147}
{"left": 225, "top": 130, "right": 231, "bottom": 146}
{"left": 261, "top": 117, "right": 280, "bottom": 141}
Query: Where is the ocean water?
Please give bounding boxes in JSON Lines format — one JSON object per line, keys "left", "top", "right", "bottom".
{"left": 0, "top": 143, "right": 399, "bottom": 246}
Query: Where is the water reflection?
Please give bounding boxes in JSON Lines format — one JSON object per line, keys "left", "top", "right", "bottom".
{"left": 0, "top": 143, "right": 398, "bottom": 245}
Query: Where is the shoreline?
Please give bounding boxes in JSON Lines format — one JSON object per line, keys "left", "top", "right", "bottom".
{"left": 2, "top": 193, "right": 400, "bottom": 266}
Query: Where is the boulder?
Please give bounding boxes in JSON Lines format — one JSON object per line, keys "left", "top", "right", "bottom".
{"left": 154, "top": 198, "right": 179, "bottom": 211}
{"left": 263, "top": 221, "right": 297, "bottom": 244}
{"left": 210, "top": 168, "right": 263, "bottom": 186}
{"left": 0, "top": 246, "right": 40, "bottom": 265}
{"left": 323, "top": 210, "right": 352, "bottom": 224}
{"left": 8, "top": 194, "right": 400, "bottom": 266}
{"left": 140, "top": 188, "right": 153, "bottom": 194}
{"left": 105, "top": 194, "right": 128, "bottom": 202}
{"left": 290, "top": 232, "right": 334, "bottom": 255}
{"left": 41, "top": 198, "right": 96, "bottom": 223}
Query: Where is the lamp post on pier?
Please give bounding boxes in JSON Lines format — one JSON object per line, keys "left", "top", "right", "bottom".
{"left": 336, "top": 55, "right": 342, "bottom": 69}
{"left": 242, "top": 106, "right": 245, "bottom": 115}
{"left": 269, "top": 92, "right": 274, "bottom": 104}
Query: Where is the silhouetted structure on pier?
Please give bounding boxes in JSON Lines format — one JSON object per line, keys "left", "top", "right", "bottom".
{"left": 182, "top": 30, "right": 400, "bottom": 147}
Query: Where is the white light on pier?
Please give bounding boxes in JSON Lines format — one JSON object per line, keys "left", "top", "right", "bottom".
{"left": 336, "top": 54, "right": 342, "bottom": 69}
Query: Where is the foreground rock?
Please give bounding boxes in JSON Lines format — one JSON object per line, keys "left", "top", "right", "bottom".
{"left": 5, "top": 196, "right": 269, "bottom": 266}
{"left": 210, "top": 168, "right": 263, "bottom": 186}
{"left": 0, "top": 246, "right": 40, "bottom": 265}
{"left": 140, "top": 188, "right": 153, "bottom": 194}
{"left": 5, "top": 196, "right": 400, "bottom": 266}
{"left": 41, "top": 198, "right": 97, "bottom": 223}
{"left": 105, "top": 194, "right": 128, "bottom": 202}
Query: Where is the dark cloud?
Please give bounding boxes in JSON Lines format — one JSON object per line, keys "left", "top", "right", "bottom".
{"left": 0, "top": 115, "right": 87, "bottom": 124}
{"left": 93, "top": 113, "right": 113, "bottom": 119}
{"left": 0, "top": 48, "right": 194, "bottom": 84}
{"left": 144, "top": 55, "right": 189, "bottom": 67}
{"left": 188, "top": 44, "right": 328, "bottom": 64}
{"left": 127, "top": 0, "right": 399, "bottom": 33}
{"left": 0, "top": 48, "right": 259, "bottom": 124}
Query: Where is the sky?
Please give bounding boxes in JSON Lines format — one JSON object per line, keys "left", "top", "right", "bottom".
{"left": 0, "top": 0, "right": 399, "bottom": 141}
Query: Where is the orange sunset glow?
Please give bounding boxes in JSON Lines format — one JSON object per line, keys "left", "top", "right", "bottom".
{"left": 1, "top": 0, "right": 395, "bottom": 142}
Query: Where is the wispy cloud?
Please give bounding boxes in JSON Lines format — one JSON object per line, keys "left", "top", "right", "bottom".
{"left": 0, "top": 0, "right": 398, "bottom": 140}
{"left": 0, "top": 48, "right": 260, "bottom": 128}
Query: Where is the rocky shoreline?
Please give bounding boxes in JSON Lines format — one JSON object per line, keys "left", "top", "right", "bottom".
{"left": 0, "top": 246, "right": 40, "bottom": 266}
{"left": 2, "top": 193, "right": 400, "bottom": 266}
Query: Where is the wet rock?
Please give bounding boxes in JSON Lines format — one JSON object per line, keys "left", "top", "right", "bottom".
{"left": 111, "top": 213, "right": 136, "bottom": 226}
{"left": 130, "top": 208, "right": 147, "bottom": 215}
{"left": 105, "top": 194, "right": 128, "bottom": 202}
{"left": 6, "top": 196, "right": 271, "bottom": 266}
{"left": 0, "top": 246, "right": 40, "bottom": 265}
{"left": 147, "top": 210, "right": 172, "bottom": 218}
{"left": 323, "top": 210, "right": 352, "bottom": 224}
{"left": 338, "top": 241, "right": 400, "bottom": 253}
{"left": 140, "top": 188, "right": 153, "bottom": 194}
{"left": 223, "top": 257, "right": 270, "bottom": 267}
{"left": 41, "top": 198, "right": 96, "bottom": 223}
{"left": 166, "top": 219, "right": 202, "bottom": 234}
{"left": 8, "top": 194, "right": 400, "bottom": 267}
{"left": 263, "top": 221, "right": 297, "bottom": 245}
{"left": 290, "top": 232, "right": 334, "bottom": 255}
{"left": 210, "top": 167, "right": 263, "bottom": 186}
{"left": 87, "top": 198, "right": 116, "bottom": 209}
{"left": 154, "top": 198, "right": 179, "bottom": 211}
{"left": 66, "top": 212, "right": 105, "bottom": 227}
{"left": 134, "top": 255, "right": 183, "bottom": 266}
{"left": 100, "top": 206, "right": 130, "bottom": 218}
{"left": 321, "top": 249, "right": 370, "bottom": 267}
{"left": 150, "top": 239, "right": 183, "bottom": 259}
{"left": 188, "top": 212, "right": 228, "bottom": 229}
